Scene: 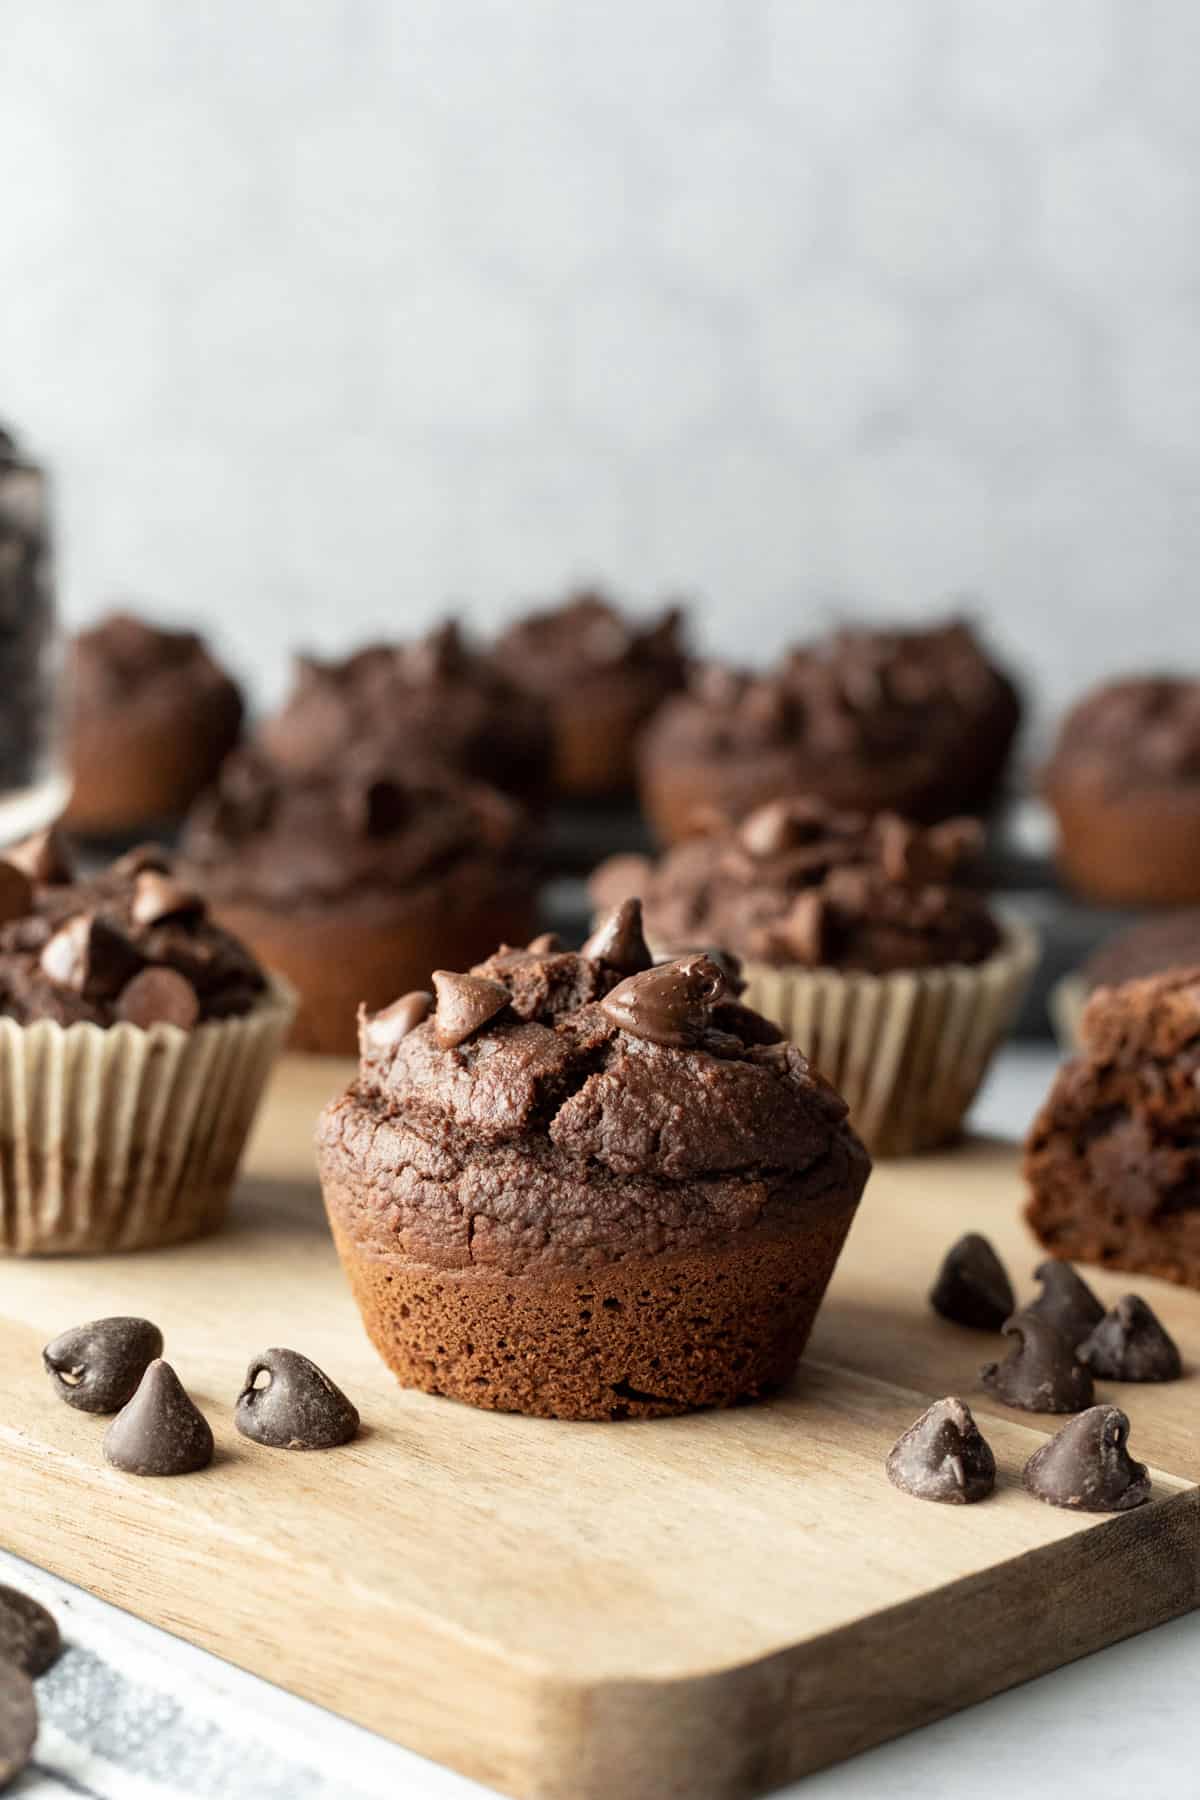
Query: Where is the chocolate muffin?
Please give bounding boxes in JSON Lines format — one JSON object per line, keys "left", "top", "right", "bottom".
{"left": 1026, "top": 968, "right": 1200, "bottom": 1288}
{"left": 318, "top": 917, "right": 870, "bottom": 1420}
{"left": 1044, "top": 677, "right": 1200, "bottom": 905}
{"left": 65, "top": 612, "right": 244, "bottom": 836}
{"left": 638, "top": 617, "right": 1020, "bottom": 843}
{"left": 591, "top": 800, "right": 1036, "bottom": 1155}
{"left": 259, "top": 621, "right": 551, "bottom": 804}
{"left": 182, "top": 749, "right": 538, "bottom": 1055}
{"left": 1053, "top": 908, "right": 1200, "bottom": 1049}
{"left": 491, "top": 591, "right": 687, "bottom": 800}
{"left": 0, "top": 832, "right": 291, "bottom": 1253}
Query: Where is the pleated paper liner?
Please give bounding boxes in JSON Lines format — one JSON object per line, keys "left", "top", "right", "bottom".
{"left": 741, "top": 923, "right": 1039, "bottom": 1157}
{"left": 1049, "top": 973, "right": 1087, "bottom": 1053}
{"left": 0, "top": 979, "right": 295, "bottom": 1255}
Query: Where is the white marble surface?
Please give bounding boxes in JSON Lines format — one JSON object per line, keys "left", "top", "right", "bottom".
{"left": 7, "top": 1045, "right": 1198, "bottom": 1800}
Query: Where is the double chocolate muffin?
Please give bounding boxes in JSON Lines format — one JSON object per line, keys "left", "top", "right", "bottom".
{"left": 492, "top": 591, "right": 687, "bottom": 800}
{"left": 1044, "top": 676, "right": 1200, "bottom": 904}
{"left": 318, "top": 912, "right": 870, "bottom": 1420}
{"left": 259, "top": 622, "right": 551, "bottom": 805}
{"left": 638, "top": 617, "right": 1020, "bottom": 843}
{"left": 65, "top": 612, "right": 244, "bottom": 836}
{"left": 182, "top": 749, "right": 537, "bottom": 1055}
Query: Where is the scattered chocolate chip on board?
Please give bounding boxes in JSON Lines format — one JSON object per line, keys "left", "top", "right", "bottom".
{"left": 886, "top": 1398, "right": 996, "bottom": 1505}
{"left": 235, "top": 1349, "right": 359, "bottom": 1450}
{"left": 1023, "top": 1406, "right": 1152, "bottom": 1513}
{"left": 0, "top": 1585, "right": 60, "bottom": 1678}
{"left": 929, "top": 1233, "right": 1014, "bottom": 1331}
{"left": 981, "top": 1312, "right": 1094, "bottom": 1414}
{"left": 43, "top": 1316, "right": 164, "bottom": 1413}
{"left": 103, "top": 1360, "right": 214, "bottom": 1476}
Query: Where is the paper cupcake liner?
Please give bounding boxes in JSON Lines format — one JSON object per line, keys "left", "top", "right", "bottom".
{"left": 1049, "top": 973, "right": 1087, "bottom": 1052}
{"left": 740, "top": 924, "right": 1039, "bottom": 1157}
{"left": 0, "top": 981, "right": 295, "bottom": 1255}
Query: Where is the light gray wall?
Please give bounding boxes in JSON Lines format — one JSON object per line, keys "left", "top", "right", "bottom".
{"left": 1, "top": 0, "right": 1196, "bottom": 721}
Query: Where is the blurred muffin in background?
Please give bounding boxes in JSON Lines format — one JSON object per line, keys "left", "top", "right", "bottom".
{"left": 491, "top": 590, "right": 688, "bottom": 802}
{"left": 65, "top": 612, "right": 244, "bottom": 838}
{"left": 1051, "top": 908, "right": 1200, "bottom": 1049}
{"left": 637, "top": 616, "right": 1020, "bottom": 845}
{"left": 1044, "top": 676, "right": 1200, "bottom": 906}
{"left": 259, "top": 620, "right": 551, "bottom": 806}
{"left": 181, "top": 747, "right": 538, "bottom": 1055}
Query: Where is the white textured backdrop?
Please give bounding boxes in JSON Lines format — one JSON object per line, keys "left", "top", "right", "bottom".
{"left": 1, "top": 0, "right": 1196, "bottom": 718}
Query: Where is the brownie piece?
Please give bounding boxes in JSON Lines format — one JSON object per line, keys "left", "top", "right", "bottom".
{"left": 1025, "top": 968, "right": 1200, "bottom": 1287}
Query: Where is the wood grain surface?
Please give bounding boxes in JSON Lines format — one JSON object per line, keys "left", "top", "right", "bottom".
{"left": 0, "top": 1056, "right": 1196, "bottom": 1800}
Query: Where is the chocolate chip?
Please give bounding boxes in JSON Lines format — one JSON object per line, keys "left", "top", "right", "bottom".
{"left": 39, "top": 912, "right": 141, "bottom": 998}
{"left": 777, "top": 889, "right": 827, "bottom": 965}
{"left": 525, "top": 932, "right": 563, "bottom": 953}
{"left": 359, "top": 989, "right": 433, "bottom": 1053}
{"left": 930, "top": 1233, "right": 1015, "bottom": 1331}
{"left": 600, "top": 953, "right": 729, "bottom": 1049}
{"left": 0, "top": 1585, "right": 60, "bottom": 1676}
{"left": 1023, "top": 1405, "right": 1152, "bottom": 1513}
{"left": 0, "top": 860, "right": 32, "bottom": 925}
{"left": 235, "top": 1348, "right": 359, "bottom": 1450}
{"left": 116, "top": 967, "right": 201, "bottom": 1030}
{"left": 0, "top": 1661, "right": 36, "bottom": 1791}
{"left": 43, "top": 1316, "right": 164, "bottom": 1413}
{"left": 1077, "top": 1294, "right": 1182, "bottom": 1382}
{"left": 130, "top": 871, "right": 205, "bottom": 927}
{"left": 1027, "top": 1260, "right": 1106, "bottom": 1346}
{"left": 661, "top": 943, "right": 745, "bottom": 989}
{"left": 7, "top": 826, "right": 73, "bottom": 885}
{"left": 739, "top": 800, "right": 798, "bottom": 857}
{"left": 103, "top": 1360, "right": 214, "bottom": 1476}
{"left": 886, "top": 1397, "right": 996, "bottom": 1504}
{"left": 111, "top": 842, "right": 171, "bottom": 878}
{"left": 581, "top": 898, "right": 653, "bottom": 974}
{"left": 431, "top": 971, "right": 510, "bottom": 1049}
{"left": 980, "top": 1312, "right": 1094, "bottom": 1413}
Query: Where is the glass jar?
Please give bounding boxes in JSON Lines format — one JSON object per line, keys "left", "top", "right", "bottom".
{"left": 0, "top": 426, "right": 68, "bottom": 841}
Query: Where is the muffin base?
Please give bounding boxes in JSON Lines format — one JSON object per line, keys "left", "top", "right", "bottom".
{"left": 326, "top": 1195, "right": 860, "bottom": 1421}
{"left": 207, "top": 888, "right": 537, "bottom": 1057}
{"left": 1047, "top": 770, "right": 1200, "bottom": 906}
{"left": 66, "top": 691, "right": 242, "bottom": 836}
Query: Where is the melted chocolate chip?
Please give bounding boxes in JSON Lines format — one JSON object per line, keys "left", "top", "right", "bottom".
{"left": 0, "top": 1662, "right": 36, "bottom": 1791}
{"left": 1077, "top": 1294, "right": 1182, "bottom": 1382}
{"left": 116, "top": 967, "right": 200, "bottom": 1030}
{"left": 886, "top": 1397, "right": 996, "bottom": 1504}
{"left": 0, "top": 1585, "right": 60, "bottom": 1677}
{"left": 980, "top": 1312, "right": 1094, "bottom": 1413}
{"left": 130, "top": 870, "right": 204, "bottom": 927}
{"left": 0, "top": 860, "right": 32, "bottom": 924}
{"left": 1027, "top": 1260, "right": 1106, "bottom": 1346}
{"left": 235, "top": 1348, "right": 359, "bottom": 1450}
{"left": 431, "top": 971, "right": 510, "bottom": 1049}
{"left": 1023, "top": 1405, "right": 1152, "bottom": 1513}
{"left": 7, "top": 826, "right": 73, "bottom": 885}
{"left": 43, "top": 1316, "right": 164, "bottom": 1413}
{"left": 600, "top": 953, "right": 729, "bottom": 1049}
{"left": 359, "top": 990, "right": 432, "bottom": 1053}
{"left": 581, "top": 898, "right": 653, "bottom": 974}
{"left": 39, "top": 912, "right": 141, "bottom": 998}
{"left": 103, "top": 1360, "right": 214, "bottom": 1476}
{"left": 930, "top": 1233, "right": 1015, "bottom": 1332}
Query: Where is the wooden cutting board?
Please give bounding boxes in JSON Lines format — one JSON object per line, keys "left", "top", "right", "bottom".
{"left": 1, "top": 1057, "right": 1197, "bottom": 1800}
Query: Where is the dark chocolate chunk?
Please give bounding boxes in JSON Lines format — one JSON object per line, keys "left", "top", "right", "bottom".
{"left": 115, "top": 967, "right": 201, "bottom": 1031}
{"left": 930, "top": 1233, "right": 1015, "bottom": 1331}
{"left": 103, "top": 1360, "right": 214, "bottom": 1476}
{"left": 359, "top": 990, "right": 433, "bottom": 1053}
{"left": 43, "top": 1316, "right": 164, "bottom": 1413}
{"left": 581, "top": 898, "right": 653, "bottom": 974}
{"left": 980, "top": 1312, "right": 1094, "bottom": 1413}
{"left": 885, "top": 1397, "right": 996, "bottom": 1504}
{"left": 0, "top": 1661, "right": 36, "bottom": 1791}
{"left": 130, "top": 870, "right": 205, "bottom": 927}
{"left": 600, "top": 953, "right": 729, "bottom": 1049}
{"left": 39, "top": 912, "right": 142, "bottom": 998}
{"left": 7, "top": 826, "right": 73, "bottom": 886}
{"left": 0, "top": 1584, "right": 60, "bottom": 1676}
{"left": 235, "top": 1348, "right": 360, "bottom": 1450}
{"left": 0, "top": 860, "right": 32, "bottom": 925}
{"left": 1023, "top": 1405, "right": 1151, "bottom": 1512}
{"left": 431, "top": 971, "right": 510, "bottom": 1049}
{"left": 1027, "top": 1260, "right": 1105, "bottom": 1346}
{"left": 1077, "top": 1294, "right": 1182, "bottom": 1382}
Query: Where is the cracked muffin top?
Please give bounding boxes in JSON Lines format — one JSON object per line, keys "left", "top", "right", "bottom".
{"left": 492, "top": 591, "right": 687, "bottom": 697}
{"left": 1046, "top": 677, "right": 1200, "bottom": 790}
{"left": 69, "top": 611, "right": 243, "bottom": 726}
{"left": 317, "top": 900, "right": 870, "bottom": 1277}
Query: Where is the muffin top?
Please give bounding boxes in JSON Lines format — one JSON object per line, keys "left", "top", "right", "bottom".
{"left": 1078, "top": 966, "right": 1200, "bottom": 1067}
{"left": 69, "top": 611, "right": 242, "bottom": 723}
{"left": 1082, "top": 910, "right": 1200, "bottom": 993}
{"left": 183, "top": 746, "right": 531, "bottom": 915}
{"left": 590, "top": 798, "right": 1002, "bottom": 973}
{"left": 0, "top": 832, "right": 266, "bottom": 1028}
{"left": 258, "top": 621, "right": 551, "bottom": 799}
{"left": 321, "top": 905, "right": 868, "bottom": 1275}
{"left": 492, "top": 591, "right": 687, "bottom": 696}
{"left": 1047, "top": 677, "right": 1200, "bottom": 789}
